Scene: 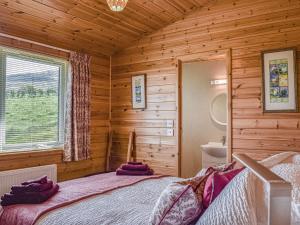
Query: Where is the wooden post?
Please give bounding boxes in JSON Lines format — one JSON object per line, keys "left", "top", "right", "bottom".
{"left": 127, "top": 131, "right": 135, "bottom": 162}
{"left": 106, "top": 56, "right": 113, "bottom": 172}
{"left": 226, "top": 49, "right": 233, "bottom": 163}
{"left": 106, "top": 130, "right": 113, "bottom": 172}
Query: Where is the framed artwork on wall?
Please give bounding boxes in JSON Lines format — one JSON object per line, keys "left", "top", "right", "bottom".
{"left": 262, "top": 48, "right": 298, "bottom": 112}
{"left": 131, "top": 74, "right": 146, "bottom": 109}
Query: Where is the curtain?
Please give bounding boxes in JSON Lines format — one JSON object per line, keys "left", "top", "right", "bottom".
{"left": 64, "top": 52, "right": 91, "bottom": 162}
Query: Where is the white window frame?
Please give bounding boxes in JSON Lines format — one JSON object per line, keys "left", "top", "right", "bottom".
{"left": 0, "top": 46, "right": 68, "bottom": 152}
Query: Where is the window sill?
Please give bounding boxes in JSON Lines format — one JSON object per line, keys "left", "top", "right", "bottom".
{"left": 0, "top": 148, "right": 63, "bottom": 157}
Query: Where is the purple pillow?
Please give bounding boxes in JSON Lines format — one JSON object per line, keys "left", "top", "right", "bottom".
{"left": 203, "top": 167, "right": 244, "bottom": 209}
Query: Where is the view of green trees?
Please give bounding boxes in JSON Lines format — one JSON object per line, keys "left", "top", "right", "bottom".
{"left": 5, "top": 84, "right": 59, "bottom": 145}
{"left": 6, "top": 85, "right": 57, "bottom": 98}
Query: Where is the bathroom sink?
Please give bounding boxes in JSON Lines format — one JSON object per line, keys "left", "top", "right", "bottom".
{"left": 201, "top": 142, "right": 227, "bottom": 158}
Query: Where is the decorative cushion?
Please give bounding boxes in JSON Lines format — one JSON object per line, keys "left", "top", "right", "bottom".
{"left": 196, "top": 169, "right": 257, "bottom": 225}
{"left": 203, "top": 168, "right": 244, "bottom": 209}
{"left": 205, "top": 161, "right": 236, "bottom": 175}
{"left": 149, "top": 175, "right": 208, "bottom": 225}
{"left": 196, "top": 153, "right": 300, "bottom": 225}
{"left": 195, "top": 161, "right": 236, "bottom": 177}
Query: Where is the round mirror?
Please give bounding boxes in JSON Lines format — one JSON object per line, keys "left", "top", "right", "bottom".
{"left": 210, "top": 93, "right": 227, "bottom": 126}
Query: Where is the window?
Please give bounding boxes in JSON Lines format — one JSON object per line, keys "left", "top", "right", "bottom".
{"left": 0, "top": 46, "right": 68, "bottom": 152}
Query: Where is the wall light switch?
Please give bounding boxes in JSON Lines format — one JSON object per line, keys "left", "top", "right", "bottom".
{"left": 166, "top": 120, "right": 174, "bottom": 128}
{"left": 166, "top": 129, "right": 174, "bottom": 136}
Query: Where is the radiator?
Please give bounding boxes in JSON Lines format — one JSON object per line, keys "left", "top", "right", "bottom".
{"left": 0, "top": 164, "right": 57, "bottom": 197}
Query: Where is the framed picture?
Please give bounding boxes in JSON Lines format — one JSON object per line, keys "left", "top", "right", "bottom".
{"left": 131, "top": 74, "right": 146, "bottom": 109}
{"left": 262, "top": 48, "right": 298, "bottom": 112}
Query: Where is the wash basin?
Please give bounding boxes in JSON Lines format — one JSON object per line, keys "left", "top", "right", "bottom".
{"left": 201, "top": 142, "right": 227, "bottom": 158}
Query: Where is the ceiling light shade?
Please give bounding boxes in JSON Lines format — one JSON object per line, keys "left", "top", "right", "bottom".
{"left": 106, "top": 0, "right": 128, "bottom": 12}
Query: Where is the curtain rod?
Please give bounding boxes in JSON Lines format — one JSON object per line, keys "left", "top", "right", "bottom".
{"left": 0, "top": 32, "right": 71, "bottom": 54}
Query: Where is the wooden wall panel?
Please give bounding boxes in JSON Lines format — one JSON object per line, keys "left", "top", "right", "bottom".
{"left": 112, "top": 0, "right": 300, "bottom": 176}
{"left": 111, "top": 65, "right": 178, "bottom": 176}
{"left": 0, "top": 36, "right": 110, "bottom": 181}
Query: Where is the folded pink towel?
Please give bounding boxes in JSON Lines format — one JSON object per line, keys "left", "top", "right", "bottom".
{"left": 11, "top": 180, "right": 53, "bottom": 194}
{"left": 127, "top": 162, "right": 143, "bottom": 165}
{"left": 121, "top": 164, "right": 149, "bottom": 171}
{"left": 21, "top": 176, "right": 48, "bottom": 185}
{"left": 116, "top": 168, "right": 154, "bottom": 176}
{"left": 1, "top": 184, "right": 59, "bottom": 206}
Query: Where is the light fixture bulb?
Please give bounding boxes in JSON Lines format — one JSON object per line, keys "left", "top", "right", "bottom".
{"left": 106, "top": 0, "right": 128, "bottom": 12}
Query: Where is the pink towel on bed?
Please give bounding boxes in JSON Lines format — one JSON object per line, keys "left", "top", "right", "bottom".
{"left": 0, "top": 172, "right": 166, "bottom": 225}
{"left": 1, "top": 177, "right": 58, "bottom": 207}
{"left": 21, "top": 176, "right": 48, "bottom": 185}
{"left": 1, "top": 184, "right": 59, "bottom": 206}
{"left": 121, "top": 163, "right": 149, "bottom": 171}
{"left": 116, "top": 168, "right": 154, "bottom": 176}
{"left": 127, "top": 162, "right": 143, "bottom": 165}
{"left": 117, "top": 162, "right": 153, "bottom": 176}
{"left": 11, "top": 181, "right": 54, "bottom": 194}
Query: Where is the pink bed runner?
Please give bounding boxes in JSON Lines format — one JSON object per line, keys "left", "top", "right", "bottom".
{"left": 0, "top": 172, "right": 166, "bottom": 225}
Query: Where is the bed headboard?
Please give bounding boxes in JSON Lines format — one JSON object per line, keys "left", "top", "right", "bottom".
{"left": 233, "top": 153, "right": 292, "bottom": 225}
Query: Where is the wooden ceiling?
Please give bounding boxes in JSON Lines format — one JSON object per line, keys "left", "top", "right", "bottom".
{"left": 0, "top": 0, "right": 212, "bottom": 56}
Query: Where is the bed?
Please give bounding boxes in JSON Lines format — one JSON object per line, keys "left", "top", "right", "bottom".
{"left": 0, "top": 152, "right": 299, "bottom": 225}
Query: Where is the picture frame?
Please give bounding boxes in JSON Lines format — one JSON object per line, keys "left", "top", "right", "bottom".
{"left": 262, "top": 48, "right": 298, "bottom": 113}
{"left": 131, "top": 74, "right": 146, "bottom": 109}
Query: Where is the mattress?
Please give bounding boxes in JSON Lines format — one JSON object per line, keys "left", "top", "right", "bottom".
{"left": 35, "top": 176, "right": 182, "bottom": 225}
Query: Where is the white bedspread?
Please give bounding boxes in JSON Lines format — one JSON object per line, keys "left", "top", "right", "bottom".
{"left": 35, "top": 177, "right": 181, "bottom": 225}
{"left": 29, "top": 152, "right": 300, "bottom": 225}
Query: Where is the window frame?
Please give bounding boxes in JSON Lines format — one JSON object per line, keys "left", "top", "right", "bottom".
{"left": 0, "top": 46, "right": 68, "bottom": 152}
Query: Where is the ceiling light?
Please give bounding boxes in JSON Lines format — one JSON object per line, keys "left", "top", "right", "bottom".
{"left": 106, "top": 0, "right": 128, "bottom": 12}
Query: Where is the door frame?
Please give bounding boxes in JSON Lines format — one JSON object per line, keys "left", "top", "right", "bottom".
{"left": 176, "top": 49, "right": 232, "bottom": 177}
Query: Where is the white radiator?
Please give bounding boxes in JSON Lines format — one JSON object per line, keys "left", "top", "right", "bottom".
{"left": 0, "top": 164, "right": 57, "bottom": 197}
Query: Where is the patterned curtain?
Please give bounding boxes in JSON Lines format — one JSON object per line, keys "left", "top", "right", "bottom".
{"left": 64, "top": 52, "right": 91, "bottom": 162}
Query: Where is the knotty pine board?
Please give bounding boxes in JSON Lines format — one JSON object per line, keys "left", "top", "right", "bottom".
{"left": 0, "top": 0, "right": 213, "bottom": 55}
{"left": 111, "top": 0, "right": 300, "bottom": 176}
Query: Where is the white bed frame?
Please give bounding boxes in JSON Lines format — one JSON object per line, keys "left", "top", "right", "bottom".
{"left": 233, "top": 153, "right": 292, "bottom": 225}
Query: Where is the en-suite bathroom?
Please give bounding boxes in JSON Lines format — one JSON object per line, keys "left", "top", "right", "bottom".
{"left": 181, "top": 59, "right": 228, "bottom": 178}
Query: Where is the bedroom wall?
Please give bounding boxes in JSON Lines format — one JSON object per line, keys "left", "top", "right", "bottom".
{"left": 111, "top": 0, "right": 300, "bottom": 176}
{"left": 0, "top": 35, "right": 110, "bottom": 181}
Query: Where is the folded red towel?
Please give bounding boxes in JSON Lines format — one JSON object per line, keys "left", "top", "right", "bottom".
{"left": 11, "top": 180, "right": 53, "bottom": 194}
{"left": 21, "top": 176, "right": 48, "bottom": 185}
{"left": 121, "top": 164, "right": 149, "bottom": 171}
{"left": 0, "top": 184, "right": 59, "bottom": 206}
{"left": 116, "top": 168, "right": 154, "bottom": 176}
{"left": 127, "top": 162, "right": 143, "bottom": 165}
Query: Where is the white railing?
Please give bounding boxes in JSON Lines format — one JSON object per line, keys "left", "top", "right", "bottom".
{"left": 233, "top": 153, "right": 292, "bottom": 225}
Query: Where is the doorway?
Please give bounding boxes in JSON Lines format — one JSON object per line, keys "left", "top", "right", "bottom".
{"left": 177, "top": 50, "right": 232, "bottom": 178}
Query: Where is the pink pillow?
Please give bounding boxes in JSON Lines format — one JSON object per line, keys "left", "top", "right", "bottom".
{"left": 205, "top": 161, "right": 236, "bottom": 175}
{"left": 203, "top": 168, "right": 244, "bottom": 209}
{"left": 149, "top": 175, "right": 209, "bottom": 225}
